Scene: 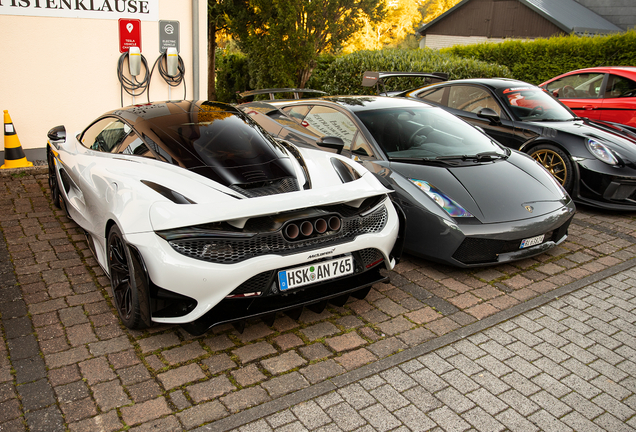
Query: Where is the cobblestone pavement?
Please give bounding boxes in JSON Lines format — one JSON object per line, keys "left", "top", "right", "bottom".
{"left": 1, "top": 166, "right": 636, "bottom": 431}
{"left": 225, "top": 261, "right": 636, "bottom": 432}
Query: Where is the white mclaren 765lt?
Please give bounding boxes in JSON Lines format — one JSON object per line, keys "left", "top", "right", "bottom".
{"left": 47, "top": 101, "right": 402, "bottom": 335}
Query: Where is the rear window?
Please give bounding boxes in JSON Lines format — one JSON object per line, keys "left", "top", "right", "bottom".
{"left": 152, "top": 107, "right": 287, "bottom": 169}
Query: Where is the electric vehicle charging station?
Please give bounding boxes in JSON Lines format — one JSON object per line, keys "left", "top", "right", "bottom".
{"left": 116, "top": 18, "right": 185, "bottom": 106}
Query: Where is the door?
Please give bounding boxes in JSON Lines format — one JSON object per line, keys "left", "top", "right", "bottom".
{"left": 599, "top": 73, "right": 636, "bottom": 128}
{"left": 543, "top": 72, "right": 606, "bottom": 121}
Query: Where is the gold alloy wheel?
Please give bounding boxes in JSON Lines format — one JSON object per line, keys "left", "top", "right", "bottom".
{"left": 532, "top": 149, "right": 568, "bottom": 186}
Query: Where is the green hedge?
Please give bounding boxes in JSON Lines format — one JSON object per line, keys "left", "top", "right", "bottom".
{"left": 215, "top": 48, "right": 512, "bottom": 101}
{"left": 215, "top": 50, "right": 251, "bottom": 103}
{"left": 309, "top": 48, "right": 513, "bottom": 95}
{"left": 442, "top": 30, "right": 636, "bottom": 85}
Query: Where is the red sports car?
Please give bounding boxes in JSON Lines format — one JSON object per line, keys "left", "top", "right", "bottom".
{"left": 540, "top": 67, "right": 636, "bottom": 132}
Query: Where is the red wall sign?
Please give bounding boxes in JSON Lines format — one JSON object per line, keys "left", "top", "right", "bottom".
{"left": 119, "top": 18, "right": 142, "bottom": 53}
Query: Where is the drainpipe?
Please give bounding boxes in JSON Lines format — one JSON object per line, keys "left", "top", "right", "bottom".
{"left": 192, "top": 0, "right": 200, "bottom": 100}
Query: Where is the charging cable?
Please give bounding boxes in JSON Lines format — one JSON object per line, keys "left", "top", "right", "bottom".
{"left": 117, "top": 50, "right": 150, "bottom": 106}
{"left": 148, "top": 51, "right": 186, "bottom": 102}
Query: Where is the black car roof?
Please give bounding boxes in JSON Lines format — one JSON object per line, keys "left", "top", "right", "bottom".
{"left": 264, "top": 95, "right": 440, "bottom": 113}
{"left": 417, "top": 78, "right": 536, "bottom": 91}
{"left": 106, "top": 100, "right": 242, "bottom": 126}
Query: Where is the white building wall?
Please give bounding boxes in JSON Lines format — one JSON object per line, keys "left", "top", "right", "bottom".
{"left": 0, "top": 1, "right": 208, "bottom": 159}
{"left": 422, "top": 34, "right": 528, "bottom": 50}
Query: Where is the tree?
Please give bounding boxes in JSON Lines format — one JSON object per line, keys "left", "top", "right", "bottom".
{"left": 225, "top": 0, "right": 385, "bottom": 89}
{"left": 419, "top": 0, "right": 461, "bottom": 24}
{"left": 207, "top": 1, "right": 232, "bottom": 100}
{"left": 341, "top": 0, "right": 424, "bottom": 53}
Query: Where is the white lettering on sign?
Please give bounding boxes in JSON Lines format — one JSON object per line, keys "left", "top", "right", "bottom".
{"left": 0, "top": 0, "right": 158, "bottom": 21}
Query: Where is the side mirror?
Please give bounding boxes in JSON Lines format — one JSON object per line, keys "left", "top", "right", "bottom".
{"left": 317, "top": 136, "right": 345, "bottom": 154}
{"left": 477, "top": 108, "right": 501, "bottom": 125}
{"left": 47, "top": 125, "right": 66, "bottom": 143}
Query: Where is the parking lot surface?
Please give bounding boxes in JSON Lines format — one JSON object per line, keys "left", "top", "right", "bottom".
{"left": 1, "top": 166, "right": 636, "bottom": 431}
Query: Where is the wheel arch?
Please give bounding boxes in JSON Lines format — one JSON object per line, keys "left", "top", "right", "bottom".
{"left": 520, "top": 139, "right": 569, "bottom": 156}
{"left": 522, "top": 140, "right": 579, "bottom": 194}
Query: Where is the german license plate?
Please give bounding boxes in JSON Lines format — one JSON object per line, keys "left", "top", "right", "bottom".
{"left": 520, "top": 234, "right": 545, "bottom": 249}
{"left": 278, "top": 256, "right": 353, "bottom": 291}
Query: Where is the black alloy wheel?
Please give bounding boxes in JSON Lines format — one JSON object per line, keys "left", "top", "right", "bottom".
{"left": 107, "top": 225, "right": 151, "bottom": 329}
{"left": 47, "top": 148, "right": 61, "bottom": 209}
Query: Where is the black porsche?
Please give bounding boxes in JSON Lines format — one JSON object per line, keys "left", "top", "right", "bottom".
{"left": 396, "top": 77, "right": 636, "bottom": 211}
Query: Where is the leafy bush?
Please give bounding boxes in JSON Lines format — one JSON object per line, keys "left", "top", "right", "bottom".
{"left": 215, "top": 50, "right": 251, "bottom": 103}
{"left": 312, "top": 48, "right": 513, "bottom": 95}
{"left": 442, "top": 30, "right": 636, "bottom": 85}
{"left": 215, "top": 48, "right": 512, "bottom": 100}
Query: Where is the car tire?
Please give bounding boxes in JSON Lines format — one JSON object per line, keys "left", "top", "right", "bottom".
{"left": 107, "top": 225, "right": 151, "bottom": 330}
{"left": 528, "top": 144, "right": 574, "bottom": 193}
{"left": 47, "top": 148, "right": 61, "bottom": 209}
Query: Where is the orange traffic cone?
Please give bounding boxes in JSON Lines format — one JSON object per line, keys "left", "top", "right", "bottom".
{"left": 2, "top": 110, "right": 33, "bottom": 169}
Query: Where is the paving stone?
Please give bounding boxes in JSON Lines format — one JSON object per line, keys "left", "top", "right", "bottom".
{"left": 262, "top": 351, "right": 307, "bottom": 375}
{"left": 79, "top": 357, "right": 116, "bottom": 384}
{"left": 161, "top": 342, "right": 207, "bottom": 365}
{"left": 0, "top": 398, "right": 22, "bottom": 423}
{"left": 220, "top": 386, "right": 270, "bottom": 413}
{"left": 54, "top": 380, "right": 90, "bottom": 403}
{"left": 121, "top": 397, "right": 171, "bottom": 426}
{"left": 119, "top": 364, "right": 152, "bottom": 386}
{"left": 336, "top": 348, "right": 377, "bottom": 370}
{"left": 202, "top": 353, "right": 237, "bottom": 375}
{"left": 300, "top": 360, "right": 345, "bottom": 384}
{"left": 292, "top": 400, "right": 331, "bottom": 430}
{"left": 8, "top": 334, "right": 39, "bottom": 360}
{"left": 137, "top": 333, "right": 181, "bottom": 353}
{"left": 25, "top": 405, "right": 65, "bottom": 432}
{"left": 366, "top": 336, "right": 407, "bottom": 358}
{"left": 60, "top": 396, "right": 98, "bottom": 423}
{"left": 187, "top": 375, "right": 235, "bottom": 403}
{"left": 232, "top": 364, "right": 267, "bottom": 387}
{"left": 48, "top": 364, "right": 81, "bottom": 387}
{"left": 233, "top": 341, "right": 277, "bottom": 364}
{"left": 299, "top": 343, "right": 332, "bottom": 361}
{"left": 325, "top": 401, "right": 367, "bottom": 431}
{"left": 234, "top": 322, "right": 274, "bottom": 343}
{"left": 92, "top": 379, "right": 132, "bottom": 411}
{"left": 14, "top": 356, "right": 47, "bottom": 384}
{"left": 17, "top": 378, "right": 56, "bottom": 411}
{"left": 108, "top": 349, "right": 141, "bottom": 369}
{"left": 262, "top": 371, "right": 310, "bottom": 398}
{"left": 88, "top": 335, "right": 131, "bottom": 356}
{"left": 301, "top": 322, "right": 339, "bottom": 341}
{"left": 158, "top": 363, "right": 206, "bottom": 390}
{"left": 128, "top": 416, "right": 182, "bottom": 432}
{"left": 204, "top": 334, "right": 236, "bottom": 352}
{"left": 326, "top": 332, "right": 366, "bottom": 352}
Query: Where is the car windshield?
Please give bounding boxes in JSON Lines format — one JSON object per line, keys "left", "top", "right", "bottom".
{"left": 497, "top": 87, "right": 575, "bottom": 121}
{"left": 354, "top": 106, "right": 505, "bottom": 160}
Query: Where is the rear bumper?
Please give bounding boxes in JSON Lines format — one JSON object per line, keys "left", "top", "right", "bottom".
{"left": 180, "top": 266, "right": 386, "bottom": 335}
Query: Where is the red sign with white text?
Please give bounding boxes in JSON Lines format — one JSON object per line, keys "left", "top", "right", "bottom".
{"left": 119, "top": 18, "right": 142, "bottom": 53}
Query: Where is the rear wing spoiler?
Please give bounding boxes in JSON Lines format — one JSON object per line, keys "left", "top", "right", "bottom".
{"left": 239, "top": 88, "right": 327, "bottom": 100}
{"left": 361, "top": 71, "right": 449, "bottom": 95}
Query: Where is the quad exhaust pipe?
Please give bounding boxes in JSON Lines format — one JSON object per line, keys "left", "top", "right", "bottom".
{"left": 283, "top": 215, "right": 342, "bottom": 241}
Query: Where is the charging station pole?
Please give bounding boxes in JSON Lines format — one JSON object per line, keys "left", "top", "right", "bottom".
{"left": 159, "top": 20, "right": 180, "bottom": 100}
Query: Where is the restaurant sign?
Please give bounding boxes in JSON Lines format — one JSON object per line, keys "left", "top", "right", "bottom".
{"left": 0, "top": 0, "right": 158, "bottom": 21}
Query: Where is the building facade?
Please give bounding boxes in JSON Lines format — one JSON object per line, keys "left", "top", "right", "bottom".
{"left": 0, "top": 1, "right": 208, "bottom": 161}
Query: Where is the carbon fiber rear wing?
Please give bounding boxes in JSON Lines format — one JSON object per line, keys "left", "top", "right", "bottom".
{"left": 361, "top": 71, "right": 449, "bottom": 95}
